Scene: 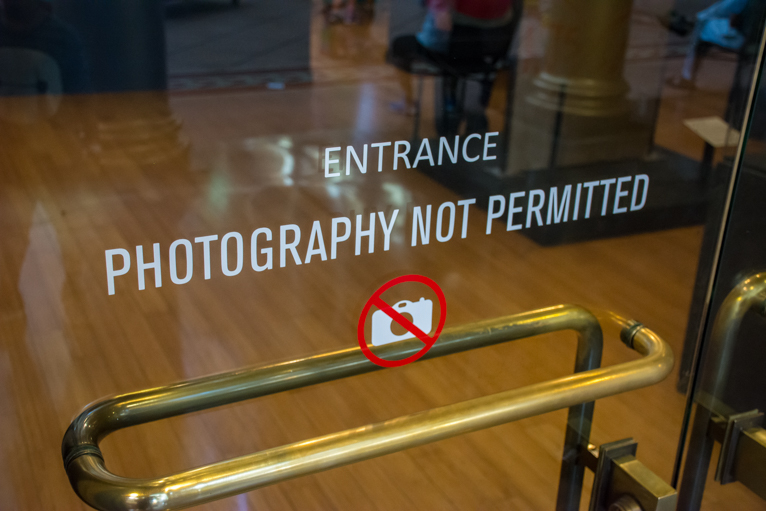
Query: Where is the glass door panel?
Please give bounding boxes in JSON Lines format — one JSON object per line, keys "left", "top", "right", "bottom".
{"left": 677, "top": 42, "right": 766, "bottom": 510}
{"left": 0, "top": 0, "right": 764, "bottom": 509}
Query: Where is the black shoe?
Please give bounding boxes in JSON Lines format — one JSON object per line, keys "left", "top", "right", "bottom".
{"left": 658, "top": 10, "right": 694, "bottom": 37}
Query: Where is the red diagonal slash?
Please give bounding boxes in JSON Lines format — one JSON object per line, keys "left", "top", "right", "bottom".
{"left": 358, "top": 274, "right": 447, "bottom": 368}
{"left": 371, "top": 296, "right": 435, "bottom": 346}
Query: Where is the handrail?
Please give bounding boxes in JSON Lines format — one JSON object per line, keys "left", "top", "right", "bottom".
{"left": 62, "top": 305, "right": 673, "bottom": 511}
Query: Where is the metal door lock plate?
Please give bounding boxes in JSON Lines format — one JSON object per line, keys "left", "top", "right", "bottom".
{"left": 712, "top": 410, "right": 763, "bottom": 484}
{"left": 583, "top": 439, "right": 677, "bottom": 511}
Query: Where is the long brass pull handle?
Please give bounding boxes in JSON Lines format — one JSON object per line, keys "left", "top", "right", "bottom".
{"left": 62, "top": 305, "right": 673, "bottom": 511}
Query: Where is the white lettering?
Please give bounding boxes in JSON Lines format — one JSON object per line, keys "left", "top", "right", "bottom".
{"left": 346, "top": 145, "right": 368, "bottom": 175}
{"left": 546, "top": 185, "right": 572, "bottom": 225}
{"left": 169, "top": 239, "right": 193, "bottom": 285}
{"left": 331, "top": 217, "right": 351, "bottom": 259}
{"left": 305, "top": 221, "right": 328, "bottom": 263}
{"left": 631, "top": 174, "right": 649, "bottom": 211}
{"left": 251, "top": 228, "right": 273, "bottom": 271}
{"left": 413, "top": 139, "right": 435, "bottom": 167}
{"left": 486, "top": 195, "right": 506, "bottom": 234}
{"left": 105, "top": 248, "right": 131, "bottom": 295}
{"left": 280, "top": 225, "right": 302, "bottom": 267}
{"left": 457, "top": 198, "right": 475, "bottom": 238}
{"left": 526, "top": 190, "right": 545, "bottom": 228}
{"left": 411, "top": 205, "right": 431, "bottom": 246}
{"left": 324, "top": 147, "right": 341, "bottom": 178}
{"left": 573, "top": 183, "right": 582, "bottom": 221}
{"left": 507, "top": 192, "right": 525, "bottom": 231}
{"left": 221, "top": 232, "right": 243, "bottom": 276}
{"left": 439, "top": 136, "right": 459, "bottom": 165}
{"left": 378, "top": 210, "right": 399, "bottom": 251}
{"left": 136, "top": 243, "right": 162, "bottom": 290}
{"left": 195, "top": 235, "right": 218, "bottom": 280}
{"left": 600, "top": 178, "right": 616, "bottom": 216}
{"left": 371, "top": 142, "right": 391, "bottom": 172}
{"left": 483, "top": 132, "right": 498, "bottom": 160}
{"left": 462, "top": 133, "right": 481, "bottom": 162}
{"left": 582, "top": 181, "right": 599, "bottom": 219}
{"left": 436, "top": 202, "right": 456, "bottom": 242}
{"left": 394, "top": 141, "right": 411, "bottom": 170}
{"left": 613, "top": 176, "right": 631, "bottom": 214}
{"left": 355, "top": 213, "right": 375, "bottom": 255}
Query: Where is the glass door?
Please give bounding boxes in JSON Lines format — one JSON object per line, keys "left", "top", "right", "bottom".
{"left": 1, "top": 0, "right": 765, "bottom": 509}
{"left": 677, "top": 48, "right": 766, "bottom": 509}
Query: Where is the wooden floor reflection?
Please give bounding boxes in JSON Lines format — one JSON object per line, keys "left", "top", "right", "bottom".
{"left": 0, "top": 76, "right": 762, "bottom": 511}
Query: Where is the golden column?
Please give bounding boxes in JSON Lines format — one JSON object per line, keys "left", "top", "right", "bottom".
{"left": 528, "top": 0, "right": 634, "bottom": 117}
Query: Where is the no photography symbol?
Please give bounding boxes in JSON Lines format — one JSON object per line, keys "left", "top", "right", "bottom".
{"left": 357, "top": 275, "right": 446, "bottom": 368}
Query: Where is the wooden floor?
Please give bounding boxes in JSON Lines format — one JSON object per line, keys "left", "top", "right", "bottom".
{"left": 1, "top": 8, "right": 764, "bottom": 511}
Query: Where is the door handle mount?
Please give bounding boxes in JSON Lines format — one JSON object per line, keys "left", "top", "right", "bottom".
{"left": 708, "top": 409, "right": 766, "bottom": 497}
{"left": 582, "top": 438, "right": 677, "bottom": 511}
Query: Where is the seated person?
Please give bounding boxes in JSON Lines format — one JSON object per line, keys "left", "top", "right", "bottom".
{"left": 386, "top": 0, "right": 452, "bottom": 115}
{"left": 387, "top": 0, "right": 516, "bottom": 134}
{"left": 667, "top": 0, "right": 758, "bottom": 87}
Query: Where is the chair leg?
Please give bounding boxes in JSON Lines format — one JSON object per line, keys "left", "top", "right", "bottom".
{"left": 412, "top": 75, "right": 424, "bottom": 142}
{"left": 438, "top": 75, "right": 461, "bottom": 137}
{"left": 458, "top": 79, "right": 468, "bottom": 132}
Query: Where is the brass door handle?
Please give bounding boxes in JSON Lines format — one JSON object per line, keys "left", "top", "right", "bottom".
{"left": 62, "top": 305, "right": 673, "bottom": 511}
{"left": 697, "top": 271, "right": 766, "bottom": 409}
{"left": 678, "top": 272, "right": 766, "bottom": 508}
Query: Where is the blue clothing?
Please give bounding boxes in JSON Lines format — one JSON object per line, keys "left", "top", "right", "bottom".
{"left": 697, "top": 0, "right": 748, "bottom": 50}
{"left": 416, "top": 11, "right": 450, "bottom": 54}
{"left": 697, "top": 0, "right": 747, "bottom": 21}
{"left": 682, "top": 0, "right": 748, "bottom": 80}
{"left": 699, "top": 17, "right": 744, "bottom": 50}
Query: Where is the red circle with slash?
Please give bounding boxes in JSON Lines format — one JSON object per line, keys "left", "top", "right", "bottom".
{"left": 358, "top": 275, "right": 447, "bottom": 368}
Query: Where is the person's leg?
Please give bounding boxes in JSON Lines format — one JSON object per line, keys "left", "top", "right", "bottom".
{"left": 447, "top": 22, "right": 513, "bottom": 133}
{"left": 392, "top": 69, "right": 417, "bottom": 115}
{"left": 477, "top": 21, "right": 514, "bottom": 109}
{"left": 386, "top": 35, "right": 422, "bottom": 115}
{"left": 681, "top": 22, "right": 706, "bottom": 81}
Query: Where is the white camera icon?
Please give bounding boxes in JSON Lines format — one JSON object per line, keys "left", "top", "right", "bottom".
{"left": 371, "top": 298, "right": 433, "bottom": 346}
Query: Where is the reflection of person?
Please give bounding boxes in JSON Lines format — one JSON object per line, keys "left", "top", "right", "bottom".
{"left": 387, "top": 0, "right": 516, "bottom": 133}
{"left": 322, "top": 0, "right": 375, "bottom": 25}
{"left": 387, "top": 0, "right": 461, "bottom": 116}
{"left": 666, "top": 0, "right": 752, "bottom": 87}
{"left": 0, "top": 0, "right": 90, "bottom": 96}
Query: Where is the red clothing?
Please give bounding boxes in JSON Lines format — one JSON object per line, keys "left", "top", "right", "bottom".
{"left": 455, "top": 0, "right": 513, "bottom": 20}
{"left": 429, "top": 0, "right": 514, "bottom": 20}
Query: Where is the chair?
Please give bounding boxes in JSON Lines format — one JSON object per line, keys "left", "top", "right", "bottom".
{"left": 393, "top": 4, "right": 522, "bottom": 141}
